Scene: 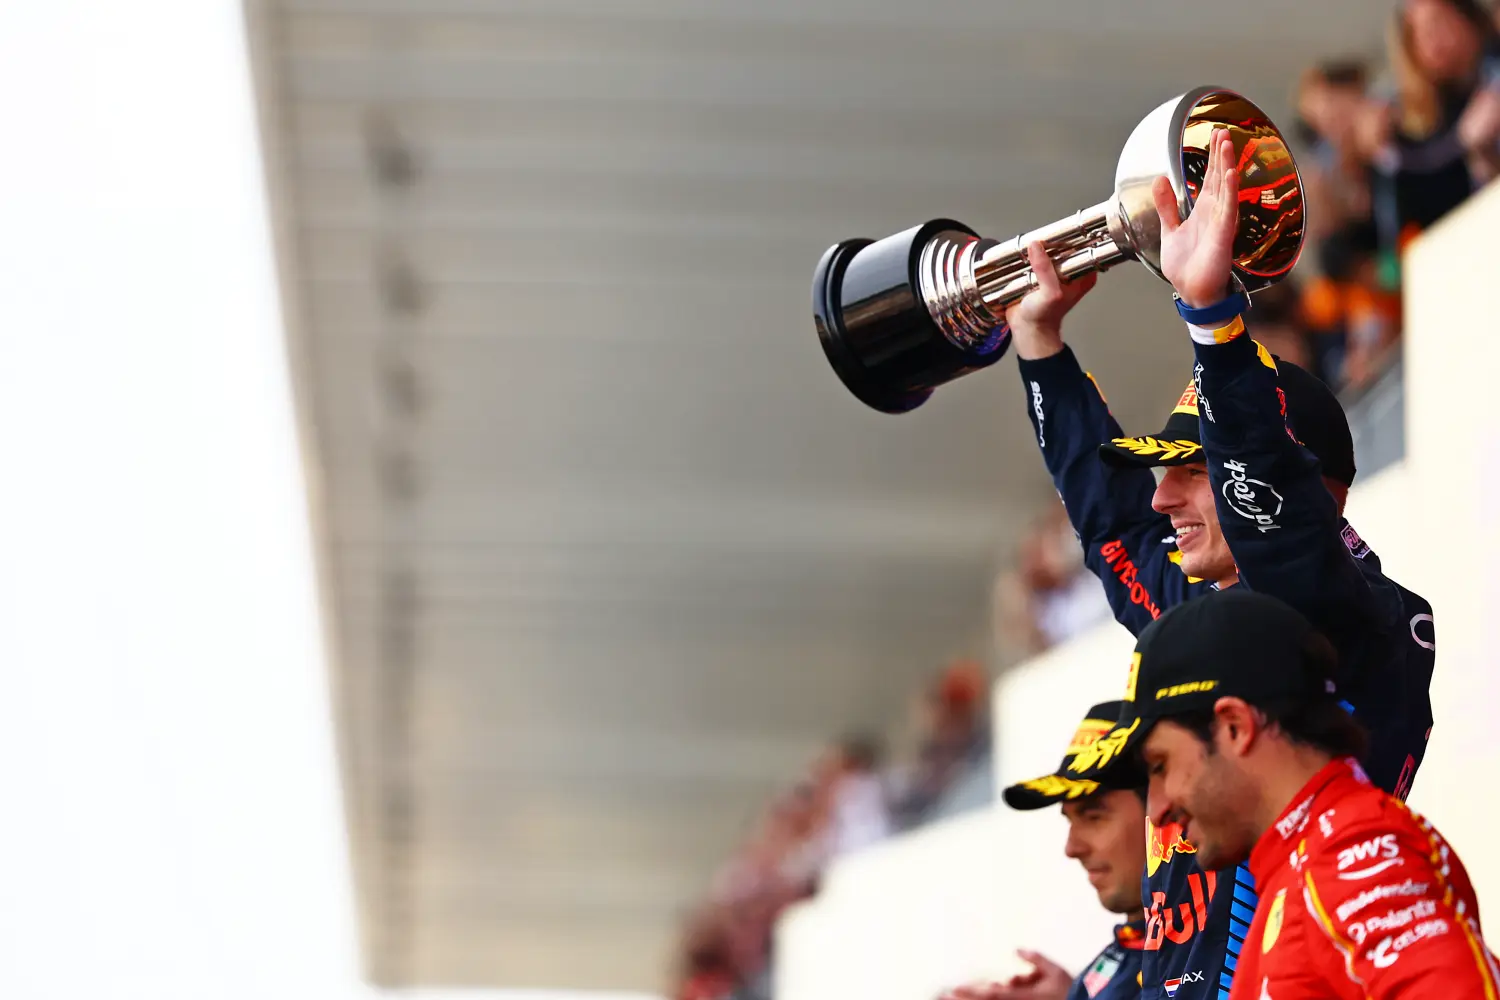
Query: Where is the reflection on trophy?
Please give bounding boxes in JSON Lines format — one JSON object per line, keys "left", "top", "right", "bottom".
{"left": 812, "top": 86, "right": 1305, "bottom": 414}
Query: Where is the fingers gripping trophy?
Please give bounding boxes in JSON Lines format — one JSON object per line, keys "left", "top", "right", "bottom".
{"left": 811, "top": 87, "right": 1304, "bottom": 413}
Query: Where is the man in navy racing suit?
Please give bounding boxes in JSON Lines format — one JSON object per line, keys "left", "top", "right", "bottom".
{"left": 1000, "top": 128, "right": 1436, "bottom": 1000}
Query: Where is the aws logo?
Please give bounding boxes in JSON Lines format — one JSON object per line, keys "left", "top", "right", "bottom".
{"left": 1146, "top": 819, "right": 1197, "bottom": 877}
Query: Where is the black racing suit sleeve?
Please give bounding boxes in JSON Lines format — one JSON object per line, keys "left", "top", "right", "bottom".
{"left": 1017, "top": 346, "right": 1211, "bottom": 636}
{"left": 1190, "top": 335, "right": 1377, "bottom": 635}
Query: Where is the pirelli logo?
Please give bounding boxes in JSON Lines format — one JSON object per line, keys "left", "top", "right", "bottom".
{"left": 1066, "top": 719, "right": 1115, "bottom": 756}
{"left": 1172, "top": 382, "right": 1199, "bottom": 416}
{"left": 1155, "top": 680, "right": 1218, "bottom": 701}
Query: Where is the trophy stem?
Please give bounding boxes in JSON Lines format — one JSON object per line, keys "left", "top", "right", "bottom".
{"left": 972, "top": 199, "right": 1133, "bottom": 310}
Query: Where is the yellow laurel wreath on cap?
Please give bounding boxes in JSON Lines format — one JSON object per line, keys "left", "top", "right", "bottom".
{"left": 1018, "top": 774, "right": 1100, "bottom": 800}
{"left": 1109, "top": 437, "right": 1203, "bottom": 462}
{"left": 1067, "top": 717, "right": 1141, "bottom": 774}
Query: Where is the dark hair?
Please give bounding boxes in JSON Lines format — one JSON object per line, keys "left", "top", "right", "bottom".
{"left": 1313, "top": 58, "right": 1370, "bottom": 90}
{"left": 1172, "top": 618, "right": 1369, "bottom": 754}
{"left": 1292, "top": 59, "right": 1372, "bottom": 143}
{"left": 1172, "top": 696, "right": 1370, "bottom": 761}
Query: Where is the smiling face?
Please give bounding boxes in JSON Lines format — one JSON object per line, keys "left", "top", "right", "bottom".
{"left": 1152, "top": 463, "right": 1237, "bottom": 586}
{"left": 1061, "top": 789, "right": 1147, "bottom": 914}
{"left": 1140, "top": 718, "right": 1262, "bottom": 872}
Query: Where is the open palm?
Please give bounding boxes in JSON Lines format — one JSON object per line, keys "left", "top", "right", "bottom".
{"left": 1152, "top": 128, "right": 1240, "bottom": 309}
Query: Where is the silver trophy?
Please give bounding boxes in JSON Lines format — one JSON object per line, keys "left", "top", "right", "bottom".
{"left": 812, "top": 86, "right": 1305, "bottom": 413}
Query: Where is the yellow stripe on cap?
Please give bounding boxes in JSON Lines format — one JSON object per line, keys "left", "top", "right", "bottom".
{"left": 1123, "top": 652, "right": 1140, "bottom": 703}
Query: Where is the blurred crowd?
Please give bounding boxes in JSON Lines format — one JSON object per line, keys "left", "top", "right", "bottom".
{"left": 673, "top": 661, "right": 992, "bottom": 1000}
{"left": 994, "top": 501, "right": 1114, "bottom": 659}
{"left": 1269, "top": 0, "right": 1500, "bottom": 392}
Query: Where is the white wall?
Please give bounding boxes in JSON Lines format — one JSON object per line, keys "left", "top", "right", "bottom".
{"left": 773, "top": 620, "right": 1145, "bottom": 1000}
{"left": 0, "top": 3, "right": 365, "bottom": 997}
{"left": 1397, "top": 180, "right": 1500, "bottom": 895}
{"left": 775, "top": 182, "right": 1500, "bottom": 1000}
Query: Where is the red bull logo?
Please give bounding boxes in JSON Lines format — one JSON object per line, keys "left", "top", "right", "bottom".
{"left": 1146, "top": 819, "right": 1197, "bottom": 876}
{"left": 1147, "top": 871, "right": 1218, "bottom": 951}
{"left": 1144, "top": 821, "right": 1217, "bottom": 951}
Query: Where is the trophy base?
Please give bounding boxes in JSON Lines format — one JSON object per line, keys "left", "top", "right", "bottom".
{"left": 812, "top": 219, "right": 1009, "bottom": 415}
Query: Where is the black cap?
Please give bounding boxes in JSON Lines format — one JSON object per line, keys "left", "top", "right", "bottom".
{"left": 1098, "top": 354, "right": 1356, "bottom": 487}
{"left": 1002, "top": 701, "right": 1131, "bottom": 809}
{"left": 1065, "top": 590, "right": 1340, "bottom": 782}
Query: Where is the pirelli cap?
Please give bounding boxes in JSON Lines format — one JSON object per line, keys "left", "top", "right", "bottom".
{"left": 1066, "top": 590, "right": 1340, "bottom": 782}
{"left": 1001, "top": 701, "right": 1129, "bottom": 810}
{"left": 1097, "top": 354, "right": 1357, "bottom": 487}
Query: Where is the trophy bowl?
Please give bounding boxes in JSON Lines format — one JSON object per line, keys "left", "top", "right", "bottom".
{"left": 812, "top": 86, "right": 1304, "bottom": 414}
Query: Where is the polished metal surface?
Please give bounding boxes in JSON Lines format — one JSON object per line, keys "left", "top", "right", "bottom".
{"left": 241, "top": 0, "right": 1393, "bottom": 990}
{"left": 917, "top": 231, "right": 1008, "bottom": 353}
{"left": 970, "top": 198, "right": 1126, "bottom": 308}
{"left": 812, "top": 86, "right": 1304, "bottom": 414}
{"left": 941, "top": 86, "right": 1304, "bottom": 328}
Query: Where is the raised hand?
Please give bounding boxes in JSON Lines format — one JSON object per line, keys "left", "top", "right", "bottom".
{"left": 1001, "top": 241, "right": 1099, "bottom": 360}
{"left": 1152, "top": 128, "right": 1240, "bottom": 309}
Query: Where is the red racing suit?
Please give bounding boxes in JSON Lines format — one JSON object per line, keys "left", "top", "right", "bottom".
{"left": 1231, "top": 757, "right": 1499, "bottom": 1000}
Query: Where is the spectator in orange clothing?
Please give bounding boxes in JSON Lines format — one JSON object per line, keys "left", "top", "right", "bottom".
{"left": 1296, "top": 222, "right": 1403, "bottom": 391}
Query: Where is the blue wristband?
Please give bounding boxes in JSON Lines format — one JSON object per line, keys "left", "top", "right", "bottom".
{"left": 1174, "top": 290, "right": 1250, "bottom": 326}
